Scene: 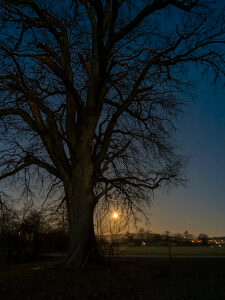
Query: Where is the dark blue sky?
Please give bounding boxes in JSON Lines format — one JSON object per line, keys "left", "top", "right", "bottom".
{"left": 1, "top": 0, "right": 224, "bottom": 238}
{"left": 150, "top": 78, "right": 225, "bottom": 237}
{"left": 148, "top": 0, "right": 225, "bottom": 238}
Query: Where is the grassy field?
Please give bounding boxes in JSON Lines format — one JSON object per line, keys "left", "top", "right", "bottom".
{"left": 0, "top": 257, "right": 225, "bottom": 299}
{"left": 118, "top": 246, "right": 225, "bottom": 256}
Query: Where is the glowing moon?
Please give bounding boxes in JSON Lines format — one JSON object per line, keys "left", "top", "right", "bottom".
{"left": 112, "top": 212, "right": 119, "bottom": 219}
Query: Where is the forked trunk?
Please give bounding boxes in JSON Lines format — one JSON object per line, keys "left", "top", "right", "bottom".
{"left": 63, "top": 183, "right": 99, "bottom": 269}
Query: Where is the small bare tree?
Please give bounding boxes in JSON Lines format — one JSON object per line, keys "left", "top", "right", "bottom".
{"left": 0, "top": 193, "right": 17, "bottom": 236}
{"left": 95, "top": 200, "right": 131, "bottom": 256}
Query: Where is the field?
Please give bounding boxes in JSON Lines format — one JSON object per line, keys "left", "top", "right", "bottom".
{"left": 0, "top": 256, "right": 225, "bottom": 299}
{"left": 117, "top": 246, "right": 225, "bottom": 256}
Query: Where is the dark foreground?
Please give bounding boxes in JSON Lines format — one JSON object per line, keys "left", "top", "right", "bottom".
{"left": 0, "top": 257, "right": 225, "bottom": 299}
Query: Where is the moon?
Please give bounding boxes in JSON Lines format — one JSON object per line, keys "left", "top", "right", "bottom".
{"left": 112, "top": 212, "right": 119, "bottom": 219}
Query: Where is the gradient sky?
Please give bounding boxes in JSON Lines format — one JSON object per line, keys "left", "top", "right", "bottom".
{"left": 149, "top": 77, "right": 225, "bottom": 237}
{"left": 1, "top": 1, "right": 224, "bottom": 238}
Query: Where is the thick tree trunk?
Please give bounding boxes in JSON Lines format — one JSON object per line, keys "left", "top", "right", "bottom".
{"left": 63, "top": 174, "right": 99, "bottom": 269}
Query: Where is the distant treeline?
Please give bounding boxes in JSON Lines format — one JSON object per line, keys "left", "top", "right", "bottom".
{"left": 113, "top": 229, "right": 210, "bottom": 247}
{"left": 0, "top": 200, "right": 218, "bottom": 262}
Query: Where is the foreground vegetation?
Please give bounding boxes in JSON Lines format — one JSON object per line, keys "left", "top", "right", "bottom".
{"left": 0, "top": 257, "right": 225, "bottom": 299}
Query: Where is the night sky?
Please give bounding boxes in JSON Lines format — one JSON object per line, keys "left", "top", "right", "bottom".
{"left": 151, "top": 77, "right": 225, "bottom": 237}
{"left": 1, "top": 0, "right": 224, "bottom": 238}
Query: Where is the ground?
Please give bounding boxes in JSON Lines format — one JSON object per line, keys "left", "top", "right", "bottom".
{"left": 118, "top": 246, "right": 225, "bottom": 256}
{"left": 0, "top": 256, "right": 225, "bottom": 299}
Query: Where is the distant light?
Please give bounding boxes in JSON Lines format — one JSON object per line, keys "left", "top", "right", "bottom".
{"left": 112, "top": 212, "right": 119, "bottom": 219}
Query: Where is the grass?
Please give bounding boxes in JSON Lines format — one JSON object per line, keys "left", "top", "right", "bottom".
{"left": 117, "top": 246, "right": 225, "bottom": 256}
{"left": 0, "top": 257, "right": 225, "bottom": 299}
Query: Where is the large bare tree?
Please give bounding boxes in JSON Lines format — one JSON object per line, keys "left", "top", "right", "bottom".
{"left": 0, "top": 0, "right": 224, "bottom": 269}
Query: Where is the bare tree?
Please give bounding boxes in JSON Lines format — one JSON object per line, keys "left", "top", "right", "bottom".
{"left": 0, "top": 192, "right": 17, "bottom": 236}
{"left": 0, "top": 192, "right": 18, "bottom": 259}
{"left": 198, "top": 233, "right": 209, "bottom": 245}
{"left": 0, "top": 0, "right": 225, "bottom": 269}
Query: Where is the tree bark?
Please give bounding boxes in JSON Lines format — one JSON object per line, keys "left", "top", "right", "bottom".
{"left": 63, "top": 166, "right": 99, "bottom": 269}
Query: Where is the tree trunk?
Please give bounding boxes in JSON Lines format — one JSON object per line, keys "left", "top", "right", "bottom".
{"left": 63, "top": 179, "right": 99, "bottom": 269}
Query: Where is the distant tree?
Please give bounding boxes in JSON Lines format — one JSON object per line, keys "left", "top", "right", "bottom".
{"left": 174, "top": 233, "right": 184, "bottom": 242}
{"left": 0, "top": 193, "right": 19, "bottom": 236}
{"left": 17, "top": 208, "right": 44, "bottom": 256}
{"left": 0, "top": 193, "right": 18, "bottom": 257}
{"left": 0, "top": 1, "right": 225, "bottom": 269}
{"left": 198, "top": 233, "right": 209, "bottom": 245}
{"left": 164, "top": 230, "right": 172, "bottom": 256}
{"left": 124, "top": 231, "right": 135, "bottom": 246}
{"left": 0, "top": 193, "right": 12, "bottom": 236}
{"left": 164, "top": 231, "right": 171, "bottom": 238}
{"left": 154, "top": 234, "right": 162, "bottom": 241}
{"left": 19, "top": 209, "right": 43, "bottom": 235}
{"left": 145, "top": 229, "right": 152, "bottom": 242}
{"left": 138, "top": 228, "right": 145, "bottom": 241}
{"left": 184, "top": 230, "right": 193, "bottom": 240}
